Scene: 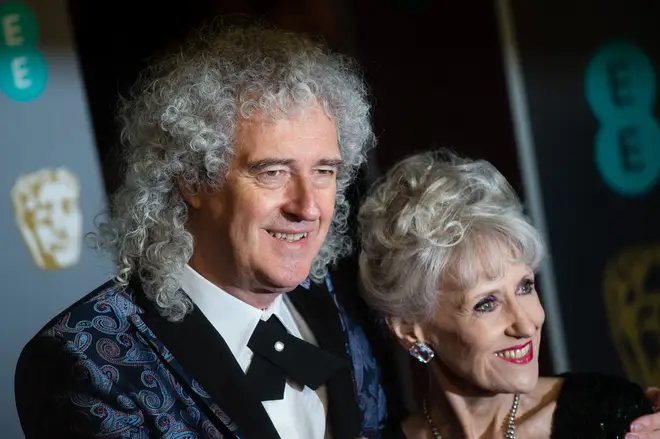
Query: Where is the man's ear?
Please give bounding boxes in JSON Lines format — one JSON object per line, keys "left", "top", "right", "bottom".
{"left": 178, "top": 177, "right": 202, "bottom": 209}
{"left": 387, "top": 316, "right": 428, "bottom": 351}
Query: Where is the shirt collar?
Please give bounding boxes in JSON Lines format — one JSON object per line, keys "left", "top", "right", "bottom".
{"left": 179, "top": 264, "right": 296, "bottom": 360}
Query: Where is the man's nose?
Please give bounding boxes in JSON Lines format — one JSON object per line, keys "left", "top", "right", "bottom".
{"left": 283, "top": 176, "right": 321, "bottom": 222}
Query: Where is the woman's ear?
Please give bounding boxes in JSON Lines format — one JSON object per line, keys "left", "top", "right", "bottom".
{"left": 387, "top": 317, "right": 428, "bottom": 350}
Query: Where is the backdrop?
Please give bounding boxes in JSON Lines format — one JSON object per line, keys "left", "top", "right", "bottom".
{"left": 0, "top": 0, "right": 112, "bottom": 437}
{"left": 497, "top": 0, "right": 660, "bottom": 386}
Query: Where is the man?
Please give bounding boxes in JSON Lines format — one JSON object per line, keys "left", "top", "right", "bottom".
{"left": 13, "top": 21, "right": 660, "bottom": 439}
{"left": 14, "top": 23, "right": 387, "bottom": 439}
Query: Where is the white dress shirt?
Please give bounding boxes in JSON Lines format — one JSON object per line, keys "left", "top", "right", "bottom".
{"left": 180, "top": 265, "right": 330, "bottom": 439}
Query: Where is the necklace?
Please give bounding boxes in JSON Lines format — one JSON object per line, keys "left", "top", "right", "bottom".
{"left": 422, "top": 393, "right": 520, "bottom": 439}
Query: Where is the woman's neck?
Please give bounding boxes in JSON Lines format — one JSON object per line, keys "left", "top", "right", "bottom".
{"left": 426, "top": 365, "right": 519, "bottom": 439}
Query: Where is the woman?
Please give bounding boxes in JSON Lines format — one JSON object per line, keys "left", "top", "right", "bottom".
{"left": 358, "top": 149, "right": 652, "bottom": 438}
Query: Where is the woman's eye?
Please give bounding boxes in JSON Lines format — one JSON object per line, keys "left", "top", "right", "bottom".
{"left": 474, "top": 295, "right": 499, "bottom": 313}
{"left": 519, "top": 279, "right": 535, "bottom": 295}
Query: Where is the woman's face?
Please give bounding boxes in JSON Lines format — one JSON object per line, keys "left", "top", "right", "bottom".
{"left": 406, "top": 261, "right": 545, "bottom": 395}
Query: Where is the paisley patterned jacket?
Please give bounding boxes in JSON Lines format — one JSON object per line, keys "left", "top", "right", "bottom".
{"left": 14, "top": 275, "right": 389, "bottom": 439}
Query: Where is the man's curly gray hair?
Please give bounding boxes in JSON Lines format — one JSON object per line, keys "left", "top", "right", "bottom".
{"left": 358, "top": 149, "right": 545, "bottom": 323}
{"left": 93, "top": 22, "right": 374, "bottom": 322}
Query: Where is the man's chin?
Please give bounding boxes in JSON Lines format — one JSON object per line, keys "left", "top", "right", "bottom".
{"left": 257, "top": 269, "right": 311, "bottom": 293}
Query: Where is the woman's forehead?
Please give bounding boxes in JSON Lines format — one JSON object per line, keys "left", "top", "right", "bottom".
{"left": 441, "top": 245, "right": 533, "bottom": 294}
{"left": 440, "top": 235, "right": 519, "bottom": 286}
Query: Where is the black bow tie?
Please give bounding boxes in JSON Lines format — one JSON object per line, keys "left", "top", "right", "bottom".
{"left": 245, "top": 315, "right": 347, "bottom": 401}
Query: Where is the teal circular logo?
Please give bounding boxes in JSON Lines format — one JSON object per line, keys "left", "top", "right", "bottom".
{"left": 595, "top": 118, "right": 660, "bottom": 196}
{"left": 585, "top": 40, "right": 660, "bottom": 196}
{"left": 585, "top": 42, "right": 656, "bottom": 120}
{"left": 0, "top": 2, "right": 39, "bottom": 48}
{"left": 0, "top": 2, "right": 47, "bottom": 102}
{"left": 0, "top": 49, "right": 47, "bottom": 101}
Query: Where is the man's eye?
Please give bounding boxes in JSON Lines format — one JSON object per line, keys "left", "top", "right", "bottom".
{"left": 257, "top": 169, "right": 288, "bottom": 185}
{"left": 315, "top": 168, "right": 335, "bottom": 175}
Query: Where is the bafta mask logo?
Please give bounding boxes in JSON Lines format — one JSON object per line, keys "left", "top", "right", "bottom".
{"left": 11, "top": 168, "right": 83, "bottom": 270}
{"left": 603, "top": 244, "right": 660, "bottom": 387}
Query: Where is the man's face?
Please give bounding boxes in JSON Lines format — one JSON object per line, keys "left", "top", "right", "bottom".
{"left": 186, "top": 104, "right": 340, "bottom": 298}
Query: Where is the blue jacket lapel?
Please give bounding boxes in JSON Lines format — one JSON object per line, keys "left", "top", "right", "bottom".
{"left": 288, "top": 280, "right": 362, "bottom": 439}
{"left": 134, "top": 282, "right": 281, "bottom": 439}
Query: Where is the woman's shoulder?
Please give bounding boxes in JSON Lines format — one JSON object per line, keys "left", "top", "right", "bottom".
{"left": 557, "top": 372, "right": 649, "bottom": 405}
{"left": 550, "top": 372, "right": 652, "bottom": 438}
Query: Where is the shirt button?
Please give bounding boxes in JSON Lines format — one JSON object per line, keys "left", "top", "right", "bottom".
{"left": 274, "top": 341, "right": 284, "bottom": 352}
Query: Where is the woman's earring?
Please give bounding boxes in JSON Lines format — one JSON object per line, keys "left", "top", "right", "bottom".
{"left": 409, "top": 341, "right": 435, "bottom": 363}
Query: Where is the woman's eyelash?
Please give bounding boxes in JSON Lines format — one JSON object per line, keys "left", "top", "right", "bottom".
{"left": 520, "top": 279, "right": 535, "bottom": 294}
{"left": 472, "top": 279, "right": 535, "bottom": 313}
{"left": 473, "top": 295, "right": 499, "bottom": 313}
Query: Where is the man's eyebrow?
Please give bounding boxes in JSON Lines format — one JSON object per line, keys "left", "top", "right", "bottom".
{"left": 247, "top": 158, "right": 344, "bottom": 173}
{"left": 246, "top": 159, "right": 295, "bottom": 173}
{"left": 316, "top": 158, "right": 343, "bottom": 168}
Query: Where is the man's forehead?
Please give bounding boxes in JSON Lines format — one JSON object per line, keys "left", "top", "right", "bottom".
{"left": 233, "top": 123, "right": 339, "bottom": 165}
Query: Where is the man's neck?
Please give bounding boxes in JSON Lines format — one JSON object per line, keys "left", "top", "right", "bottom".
{"left": 222, "top": 285, "right": 281, "bottom": 310}
{"left": 187, "top": 258, "right": 282, "bottom": 310}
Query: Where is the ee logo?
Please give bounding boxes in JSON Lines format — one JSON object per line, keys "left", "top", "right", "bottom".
{"left": 0, "top": 2, "right": 47, "bottom": 101}
{"left": 585, "top": 41, "right": 660, "bottom": 197}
